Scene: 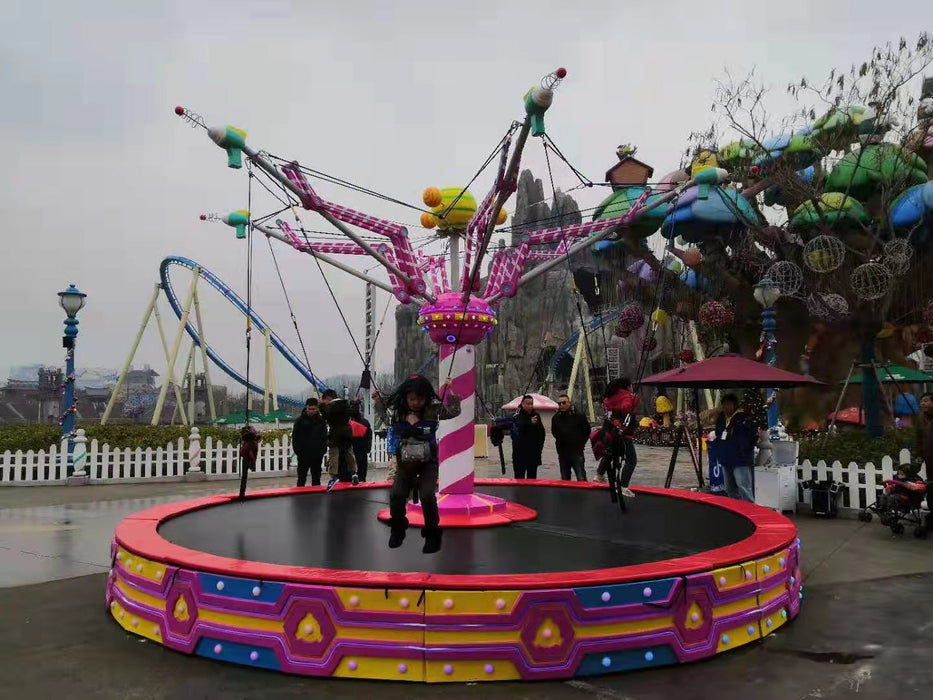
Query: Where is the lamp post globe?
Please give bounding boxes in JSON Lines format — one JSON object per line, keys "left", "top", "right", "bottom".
{"left": 754, "top": 278, "right": 781, "bottom": 437}
{"left": 58, "top": 284, "right": 87, "bottom": 475}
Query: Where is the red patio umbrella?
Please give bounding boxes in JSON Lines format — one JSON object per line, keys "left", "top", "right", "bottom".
{"left": 640, "top": 354, "right": 824, "bottom": 389}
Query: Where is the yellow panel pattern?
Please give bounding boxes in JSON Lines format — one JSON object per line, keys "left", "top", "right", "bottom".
{"left": 423, "top": 590, "right": 521, "bottom": 616}
{"left": 114, "top": 546, "right": 167, "bottom": 586}
{"left": 332, "top": 655, "right": 425, "bottom": 682}
{"left": 109, "top": 599, "right": 164, "bottom": 644}
{"left": 334, "top": 588, "right": 425, "bottom": 613}
{"left": 424, "top": 658, "right": 522, "bottom": 683}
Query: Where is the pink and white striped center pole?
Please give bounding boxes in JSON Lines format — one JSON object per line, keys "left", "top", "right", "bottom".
{"left": 436, "top": 343, "right": 476, "bottom": 494}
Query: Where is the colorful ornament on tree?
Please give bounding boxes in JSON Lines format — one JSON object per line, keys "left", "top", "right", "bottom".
{"left": 682, "top": 247, "right": 703, "bottom": 267}
{"left": 765, "top": 260, "right": 803, "bottom": 296}
{"left": 680, "top": 348, "right": 696, "bottom": 363}
{"left": 642, "top": 336, "right": 658, "bottom": 351}
{"left": 617, "top": 304, "right": 645, "bottom": 334}
{"left": 651, "top": 308, "right": 669, "bottom": 325}
{"left": 850, "top": 262, "right": 892, "bottom": 300}
{"left": 698, "top": 300, "right": 734, "bottom": 328}
{"left": 803, "top": 235, "right": 846, "bottom": 273}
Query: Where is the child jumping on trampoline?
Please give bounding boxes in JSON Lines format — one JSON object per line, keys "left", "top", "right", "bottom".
{"left": 592, "top": 377, "right": 640, "bottom": 498}
{"left": 384, "top": 375, "right": 460, "bottom": 554}
{"left": 322, "top": 395, "right": 360, "bottom": 491}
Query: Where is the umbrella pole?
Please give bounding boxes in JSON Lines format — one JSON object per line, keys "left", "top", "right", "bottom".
{"left": 826, "top": 360, "right": 857, "bottom": 441}
{"left": 694, "top": 387, "right": 704, "bottom": 488}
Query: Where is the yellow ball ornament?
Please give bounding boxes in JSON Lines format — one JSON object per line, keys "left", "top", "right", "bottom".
{"left": 497, "top": 209, "right": 508, "bottom": 225}
{"left": 651, "top": 308, "right": 669, "bottom": 325}
{"left": 423, "top": 186, "right": 443, "bottom": 208}
{"left": 421, "top": 212, "right": 437, "bottom": 229}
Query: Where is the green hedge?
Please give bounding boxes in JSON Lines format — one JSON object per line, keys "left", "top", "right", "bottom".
{"left": 0, "top": 425, "right": 290, "bottom": 453}
{"left": 796, "top": 429, "right": 914, "bottom": 465}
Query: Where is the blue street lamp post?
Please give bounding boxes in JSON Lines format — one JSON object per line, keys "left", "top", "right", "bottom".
{"left": 754, "top": 279, "right": 782, "bottom": 437}
{"left": 58, "top": 285, "right": 87, "bottom": 474}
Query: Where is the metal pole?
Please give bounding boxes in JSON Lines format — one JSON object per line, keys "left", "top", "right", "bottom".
{"left": 256, "top": 224, "right": 399, "bottom": 296}
{"left": 242, "top": 146, "right": 412, "bottom": 283}
{"left": 448, "top": 232, "right": 461, "bottom": 293}
{"left": 186, "top": 342, "right": 197, "bottom": 425}
{"left": 191, "top": 287, "right": 217, "bottom": 420}
{"left": 364, "top": 282, "right": 375, "bottom": 425}
{"left": 263, "top": 327, "right": 272, "bottom": 415}
{"left": 62, "top": 324, "right": 77, "bottom": 470}
{"left": 151, "top": 268, "right": 198, "bottom": 425}
{"left": 762, "top": 305, "right": 779, "bottom": 436}
{"left": 101, "top": 283, "right": 160, "bottom": 425}
{"left": 486, "top": 178, "right": 699, "bottom": 305}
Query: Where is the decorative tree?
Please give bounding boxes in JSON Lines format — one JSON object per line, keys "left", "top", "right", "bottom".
{"left": 588, "top": 33, "right": 933, "bottom": 436}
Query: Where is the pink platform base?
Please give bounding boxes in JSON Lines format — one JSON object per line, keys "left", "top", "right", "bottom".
{"left": 376, "top": 491, "right": 538, "bottom": 528}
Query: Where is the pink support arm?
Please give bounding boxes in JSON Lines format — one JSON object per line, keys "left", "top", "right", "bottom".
{"left": 379, "top": 244, "right": 411, "bottom": 304}
{"left": 483, "top": 248, "right": 510, "bottom": 300}
{"left": 500, "top": 237, "right": 531, "bottom": 298}
{"left": 525, "top": 188, "right": 653, "bottom": 245}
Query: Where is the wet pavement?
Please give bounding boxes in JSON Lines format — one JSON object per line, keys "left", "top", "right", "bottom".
{"left": 1, "top": 448, "right": 932, "bottom": 697}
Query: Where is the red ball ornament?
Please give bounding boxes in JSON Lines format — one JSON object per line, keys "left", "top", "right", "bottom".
{"left": 555, "top": 67, "right": 567, "bottom": 78}
{"left": 680, "top": 348, "right": 696, "bottom": 363}
{"left": 750, "top": 165, "right": 760, "bottom": 176}
{"left": 617, "top": 304, "right": 645, "bottom": 334}
{"left": 199, "top": 214, "right": 207, "bottom": 221}
{"left": 699, "top": 300, "right": 734, "bottom": 329}
{"left": 923, "top": 303, "right": 933, "bottom": 327}
{"left": 643, "top": 336, "right": 658, "bottom": 351}
{"left": 174, "top": 105, "right": 185, "bottom": 115}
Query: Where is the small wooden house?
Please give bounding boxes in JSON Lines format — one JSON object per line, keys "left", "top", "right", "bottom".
{"left": 606, "top": 148, "right": 654, "bottom": 188}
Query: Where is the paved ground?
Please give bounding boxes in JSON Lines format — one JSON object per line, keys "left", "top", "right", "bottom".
{"left": 1, "top": 445, "right": 931, "bottom": 698}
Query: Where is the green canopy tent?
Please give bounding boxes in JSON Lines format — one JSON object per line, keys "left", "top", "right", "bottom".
{"left": 257, "top": 409, "right": 297, "bottom": 424}
{"left": 212, "top": 411, "right": 263, "bottom": 425}
{"left": 845, "top": 363, "right": 933, "bottom": 384}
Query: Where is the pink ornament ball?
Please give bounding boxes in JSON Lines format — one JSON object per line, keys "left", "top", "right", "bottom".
{"left": 556, "top": 67, "right": 567, "bottom": 78}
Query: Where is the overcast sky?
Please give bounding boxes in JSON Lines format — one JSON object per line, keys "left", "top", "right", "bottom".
{"left": 1, "top": 0, "right": 928, "bottom": 395}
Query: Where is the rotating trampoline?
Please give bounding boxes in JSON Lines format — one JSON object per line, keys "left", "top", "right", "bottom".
{"left": 107, "top": 480, "right": 801, "bottom": 683}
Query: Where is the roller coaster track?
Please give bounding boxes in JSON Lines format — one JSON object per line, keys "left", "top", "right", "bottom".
{"left": 160, "top": 256, "right": 329, "bottom": 407}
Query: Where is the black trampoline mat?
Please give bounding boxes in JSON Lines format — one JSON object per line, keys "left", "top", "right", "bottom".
{"left": 156, "top": 486, "right": 755, "bottom": 576}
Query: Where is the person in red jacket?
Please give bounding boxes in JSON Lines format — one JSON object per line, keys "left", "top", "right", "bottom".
{"left": 593, "top": 377, "right": 640, "bottom": 498}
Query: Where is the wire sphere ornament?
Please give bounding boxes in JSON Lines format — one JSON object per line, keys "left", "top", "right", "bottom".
{"left": 679, "top": 348, "right": 696, "bottom": 363}
{"left": 850, "top": 262, "right": 892, "bottom": 301}
{"left": 765, "top": 260, "right": 803, "bottom": 296}
{"left": 642, "top": 335, "right": 658, "bottom": 352}
{"left": 803, "top": 235, "right": 846, "bottom": 273}
{"left": 883, "top": 238, "right": 913, "bottom": 264}
{"left": 806, "top": 292, "right": 850, "bottom": 321}
{"left": 698, "top": 300, "right": 735, "bottom": 329}
{"left": 883, "top": 255, "right": 911, "bottom": 276}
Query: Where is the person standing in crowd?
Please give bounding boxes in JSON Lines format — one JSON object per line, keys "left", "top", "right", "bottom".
{"left": 551, "top": 394, "right": 590, "bottom": 481}
{"left": 594, "top": 378, "right": 640, "bottom": 497}
{"left": 511, "top": 395, "right": 546, "bottom": 479}
{"left": 291, "top": 398, "right": 328, "bottom": 487}
{"left": 349, "top": 401, "right": 373, "bottom": 483}
{"left": 908, "top": 391, "right": 933, "bottom": 528}
{"left": 710, "top": 393, "right": 757, "bottom": 502}
{"left": 323, "top": 397, "right": 359, "bottom": 491}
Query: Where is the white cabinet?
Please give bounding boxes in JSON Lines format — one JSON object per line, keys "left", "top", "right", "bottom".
{"left": 755, "top": 465, "right": 797, "bottom": 513}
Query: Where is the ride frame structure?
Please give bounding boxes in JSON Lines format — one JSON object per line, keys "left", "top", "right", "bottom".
{"left": 177, "top": 68, "right": 727, "bottom": 527}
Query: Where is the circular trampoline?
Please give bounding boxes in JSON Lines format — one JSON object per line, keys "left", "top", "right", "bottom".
{"left": 106, "top": 480, "right": 801, "bottom": 683}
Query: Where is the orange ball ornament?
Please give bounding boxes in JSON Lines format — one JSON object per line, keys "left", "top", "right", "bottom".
{"left": 497, "top": 209, "right": 508, "bottom": 225}
{"left": 421, "top": 212, "right": 437, "bottom": 229}
{"left": 683, "top": 247, "right": 703, "bottom": 267}
{"left": 423, "top": 186, "right": 443, "bottom": 208}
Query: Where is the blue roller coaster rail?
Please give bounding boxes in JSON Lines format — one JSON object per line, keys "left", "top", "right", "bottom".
{"left": 159, "top": 256, "right": 329, "bottom": 407}
{"left": 547, "top": 309, "right": 622, "bottom": 378}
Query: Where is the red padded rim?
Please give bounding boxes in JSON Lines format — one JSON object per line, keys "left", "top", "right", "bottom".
{"left": 114, "top": 479, "right": 798, "bottom": 590}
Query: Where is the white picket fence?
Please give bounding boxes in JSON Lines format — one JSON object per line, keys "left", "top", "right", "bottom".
{"left": 0, "top": 429, "right": 390, "bottom": 485}
{"left": 797, "top": 449, "right": 928, "bottom": 511}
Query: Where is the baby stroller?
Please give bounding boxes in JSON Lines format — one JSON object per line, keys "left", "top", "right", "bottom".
{"left": 859, "top": 477, "right": 928, "bottom": 538}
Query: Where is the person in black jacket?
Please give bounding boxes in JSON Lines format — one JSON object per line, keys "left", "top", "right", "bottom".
{"left": 291, "top": 398, "right": 328, "bottom": 487}
{"left": 551, "top": 394, "right": 590, "bottom": 481}
{"left": 710, "top": 394, "right": 757, "bottom": 502}
{"left": 511, "top": 395, "right": 546, "bottom": 479}
{"left": 348, "top": 402, "right": 373, "bottom": 483}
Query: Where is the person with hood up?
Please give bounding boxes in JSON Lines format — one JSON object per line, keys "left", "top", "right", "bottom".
{"left": 348, "top": 401, "right": 373, "bottom": 483}
{"left": 384, "top": 375, "right": 460, "bottom": 554}
{"left": 511, "top": 395, "right": 546, "bottom": 479}
{"left": 592, "top": 378, "right": 640, "bottom": 497}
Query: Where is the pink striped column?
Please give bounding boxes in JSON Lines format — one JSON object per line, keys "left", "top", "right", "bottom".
{"left": 397, "top": 292, "right": 537, "bottom": 527}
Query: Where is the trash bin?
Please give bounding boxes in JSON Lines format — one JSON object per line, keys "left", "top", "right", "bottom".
{"left": 802, "top": 479, "right": 841, "bottom": 518}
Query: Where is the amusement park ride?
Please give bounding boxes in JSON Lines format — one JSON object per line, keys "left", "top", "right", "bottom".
{"left": 105, "top": 68, "right": 804, "bottom": 685}
{"left": 173, "top": 68, "right": 727, "bottom": 526}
